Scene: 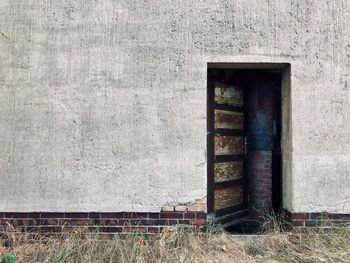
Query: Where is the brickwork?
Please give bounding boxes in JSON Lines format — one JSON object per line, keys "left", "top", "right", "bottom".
{"left": 248, "top": 150, "right": 273, "bottom": 216}
{"left": 162, "top": 197, "right": 207, "bottom": 213}
{"left": 0, "top": 211, "right": 207, "bottom": 235}
{"left": 2, "top": 210, "right": 349, "bottom": 234}
{"left": 284, "top": 210, "right": 350, "bottom": 228}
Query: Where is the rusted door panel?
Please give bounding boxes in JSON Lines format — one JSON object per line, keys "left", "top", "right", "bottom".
{"left": 214, "top": 161, "right": 243, "bottom": 182}
{"left": 214, "top": 186, "right": 243, "bottom": 210}
{"left": 214, "top": 110, "right": 244, "bottom": 130}
{"left": 208, "top": 81, "right": 248, "bottom": 228}
{"left": 214, "top": 136, "right": 244, "bottom": 155}
{"left": 214, "top": 84, "right": 243, "bottom": 106}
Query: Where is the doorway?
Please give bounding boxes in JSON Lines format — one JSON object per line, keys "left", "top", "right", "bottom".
{"left": 207, "top": 63, "right": 288, "bottom": 232}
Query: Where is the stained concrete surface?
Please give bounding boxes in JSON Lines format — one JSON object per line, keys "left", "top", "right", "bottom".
{"left": 0, "top": 0, "right": 350, "bottom": 213}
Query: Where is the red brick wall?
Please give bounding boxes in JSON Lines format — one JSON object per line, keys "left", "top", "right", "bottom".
{"left": 284, "top": 210, "right": 350, "bottom": 228}
{"left": 2, "top": 210, "right": 349, "bottom": 234}
{"left": 0, "top": 211, "right": 207, "bottom": 235}
{"left": 248, "top": 150, "right": 272, "bottom": 217}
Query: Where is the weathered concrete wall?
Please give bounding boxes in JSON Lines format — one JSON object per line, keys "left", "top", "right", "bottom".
{"left": 1, "top": 0, "right": 350, "bottom": 213}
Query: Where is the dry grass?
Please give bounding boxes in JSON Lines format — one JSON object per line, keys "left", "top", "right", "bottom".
{"left": 1, "top": 219, "right": 350, "bottom": 263}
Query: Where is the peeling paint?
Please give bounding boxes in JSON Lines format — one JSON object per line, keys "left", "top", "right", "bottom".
{"left": 215, "top": 86, "right": 243, "bottom": 106}
{"left": 214, "top": 110, "right": 244, "bottom": 130}
{"left": 214, "top": 136, "right": 244, "bottom": 155}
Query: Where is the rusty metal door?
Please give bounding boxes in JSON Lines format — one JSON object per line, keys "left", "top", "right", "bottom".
{"left": 207, "top": 82, "right": 248, "bottom": 228}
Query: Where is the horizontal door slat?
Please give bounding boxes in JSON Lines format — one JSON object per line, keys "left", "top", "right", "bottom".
{"left": 214, "top": 155, "right": 245, "bottom": 162}
{"left": 214, "top": 103, "right": 244, "bottom": 112}
{"left": 215, "top": 179, "right": 243, "bottom": 188}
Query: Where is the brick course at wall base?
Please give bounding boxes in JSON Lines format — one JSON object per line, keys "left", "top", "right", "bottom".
{"left": 2, "top": 210, "right": 350, "bottom": 234}
{"left": 0, "top": 212, "right": 207, "bottom": 235}
{"left": 284, "top": 210, "right": 350, "bottom": 228}
{"left": 248, "top": 150, "right": 273, "bottom": 217}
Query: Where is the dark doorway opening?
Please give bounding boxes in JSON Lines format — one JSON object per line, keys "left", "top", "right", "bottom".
{"left": 207, "top": 64, "right": 285, "bottom": 233}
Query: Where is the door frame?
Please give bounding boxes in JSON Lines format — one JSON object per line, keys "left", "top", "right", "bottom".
{"left": 207, "top": 62, "right": 292, "bottom": 221}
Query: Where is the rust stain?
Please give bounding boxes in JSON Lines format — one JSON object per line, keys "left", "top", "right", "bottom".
{"left": 214, "top": 136, "right": 244, "bottom": 155}
{"left": 214, "top": 109, "right": 244, "bottom": 130}
{"left": 214, "top": 161, "right": 243, "bottom": 182}
{"left": 214, "top": 186, "right": 243, "bottom": 210}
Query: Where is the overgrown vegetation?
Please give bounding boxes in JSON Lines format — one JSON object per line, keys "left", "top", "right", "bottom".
{"left": 1, "top": 217, "right": 350, "bottom": 263}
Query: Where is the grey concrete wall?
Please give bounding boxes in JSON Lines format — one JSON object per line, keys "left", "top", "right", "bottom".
{"left": 1, "top": 0, "right": 350, "bottom": 213}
